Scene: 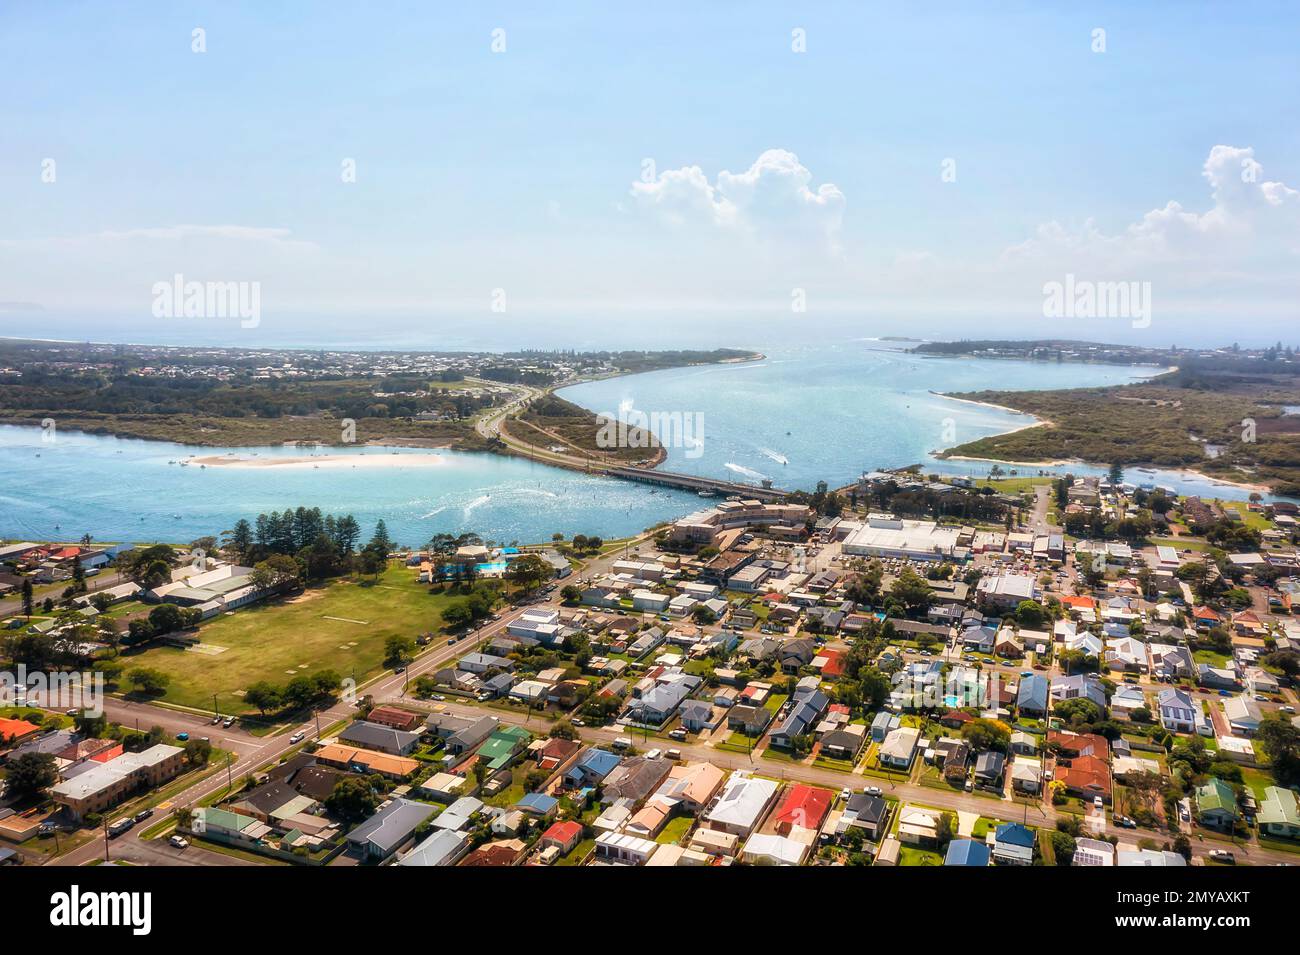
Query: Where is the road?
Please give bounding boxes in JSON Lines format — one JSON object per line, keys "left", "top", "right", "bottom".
{"left": 42, "top": 542, "right": 1299, "bottom": 868}
{"left": 0, "top": 568, "right": 128, "bottom": 617}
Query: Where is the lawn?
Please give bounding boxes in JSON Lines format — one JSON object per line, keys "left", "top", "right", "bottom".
{"left": 115, "top": 565, "right": 462, "bottom": 714}
{"left": 657, "top": 815, "right": 694, "bottom": 845}
{"left": 898, "top": 846, "right": 944, "bottom": 866}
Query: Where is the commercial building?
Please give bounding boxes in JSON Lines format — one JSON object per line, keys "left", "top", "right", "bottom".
{"left": 841, "top": 516, "right": 960, "bottom": 561}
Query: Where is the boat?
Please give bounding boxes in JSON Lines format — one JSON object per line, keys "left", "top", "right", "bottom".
{"left": 697, "top": 489, "right": 716, "bottom": 498}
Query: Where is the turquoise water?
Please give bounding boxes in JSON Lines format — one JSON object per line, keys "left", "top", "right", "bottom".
{"left": 0, "top": 429, "right": 699, "bottom": 547}
{"left": 559, "top": 342, "right": 1295, "bottom": 503}
{"left": 559, "top": 343, "right": 1161, "bottom": 490}
{"left": 0, "top": 343, "right": 1286, "bottom": 546}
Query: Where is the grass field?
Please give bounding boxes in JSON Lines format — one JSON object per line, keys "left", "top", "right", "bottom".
{"left": 116, "top": 565, "right": 460, "bottom": 714}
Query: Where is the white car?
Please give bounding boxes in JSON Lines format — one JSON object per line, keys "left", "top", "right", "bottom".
{"left": 169, "top": 835, "right": 189, "bottom": 849}
{"left": 288, "top": 731, "right": 306, "bottom": 744}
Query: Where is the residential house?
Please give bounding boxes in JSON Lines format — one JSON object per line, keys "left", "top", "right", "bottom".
{"left": 1195, "top": 778, "right": 1239, "bottom": 830}
{"left": 1157, "top": 688, "right": 1197, "bottom": 734}
{"left": 398, "top": 829, "right": 471, "bottom": 867}
{"left": 973, "top": 751, "right": 1006, "bottom": 788}
{"left": 878, "top": 726, "right": 921, "bottom": 770}
{"left": 1258, "top": 786, "right": 1300, "bottom": 840}
{"left": 346, "top": 798, "right": 436, "bottom": 861}
{"left": 704, "top": 771, "right": 779, "bottom": 837}
{"left": 1224, "top": 695, "right": 1263, "bottom": 736}
{"left": 1016, "top": 674, "right": 1049, "bottom": 716}
{"left": 992, "top": 822, "right": 1035, "bottom": 865}
{"left": 1050, "top": 674, "right": 1108, "bottom": 713}
{"left": 338, "top": 721, "right": 421, "bottom": 756}
{"left": 945, "top": 839, "right": 990, "bottom": 867}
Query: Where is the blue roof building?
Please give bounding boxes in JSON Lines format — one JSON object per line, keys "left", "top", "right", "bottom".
{"left": 944, "top": 839, "right": 991, "bottom": 866}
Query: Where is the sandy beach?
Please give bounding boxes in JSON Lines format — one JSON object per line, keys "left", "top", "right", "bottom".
{"left": 189, "top": 452, "right": 450, "bottom": 470}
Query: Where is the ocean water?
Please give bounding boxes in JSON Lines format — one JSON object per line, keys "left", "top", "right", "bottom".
{"left": 559, "top": 343, "right": 1159, "bottom": 488}
{"left": 559, "top": 343, "right": 1297, "bottom": 503}
{"left": 0, "top": 429, "right": 699, "bottom": 547}
{"left": 0, "top": 342, "right": 1284, "bottom": 546}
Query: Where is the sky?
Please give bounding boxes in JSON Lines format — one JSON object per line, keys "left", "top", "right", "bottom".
{"left": 1, "top": 1, "right": 1298, "bottom": 350}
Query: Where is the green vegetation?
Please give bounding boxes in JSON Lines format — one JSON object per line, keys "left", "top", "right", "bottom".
{"left": 941, "top": 361, "right": 1300, "bottom": 493}
{"left": 114, "top": 564, "right": 460, "bottom": 713}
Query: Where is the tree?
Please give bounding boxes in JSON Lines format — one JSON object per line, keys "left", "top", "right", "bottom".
{"left": 183, "top": 738, "right": 213, "bottom": 766}
{"left": 125, "top": 667, "right": 170, "bottom": 695}
{"left": 119, "top": 544, "right": 178, "bottom": 588}
{"left": 21, "top": 578, "right": 33, "bottom": 618}
{"left": 1255, "top": 714, "right": 1300, "bottom": 787}
{"left": 505, "top": 554, "right": 552, "bottom": 594}
{"left": 324, "top": 777, "right": 380, "bottom": 823}
{"left": 1049, "top": 830, "right": 1077, "bottom": 866}
{"left": 4, "top": 752, "right": 58, "bottom": 798}
{"left": 1015, "top": 599, "right": 1046, "bottom": 629}
{"left": 243, "top": 681, "right": 283, "bottom": 716}
{"left": 1108, "top": 462, "right": 1124, "bottom": 486}
{"left": 888, "top": 566, "right": 933, "bottom": 617}
{"left": 549, "top": 720, "right": 577, "bottom": 740}
{"left": 961, "top": 717, "right": 1011, "bottom": 752}
{"left": 383, "top": 635, "right": 414, "bottom": 669}
{"left": 224, "top": 518, "right": 254, "bottom": 563}
{"left": 367, "top": 519, "right": 394, "bottom": 556}
{"left": 251, "top": 553, "right": 301, "bottom": 591}
{"left": 147, "top": 603, "right": 186, "bottom": 635}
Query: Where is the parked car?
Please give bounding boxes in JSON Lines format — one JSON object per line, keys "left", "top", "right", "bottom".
{"left": 222, "top": 717, "right": 235, "bottom": 728}
{"left": 644, "top": 748, "right": 662, "bottom": 760}
{"left": 133, "top": 809, "right": 154, "bottom": 824}
{"left": 175, "top": 732, "right": 189, "bottom": 741}
{"left": 169, "top": 835, "right": 189, "bottom": 849}
{"left": 1114, "top": 815, "right": 1137, "bottom": 829}
{"left": 1208, "top": 849, "right": 1236, "bottom": 864}
{"left": 570, "top": 718, "right": 585, "bottom": 727}
{"left": 864, "top": 786, "right": 882, "bottom": 797}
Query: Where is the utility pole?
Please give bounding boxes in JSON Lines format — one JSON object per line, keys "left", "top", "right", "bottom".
{"left": 102, "top": 816, "right": 110, "bottom": 864}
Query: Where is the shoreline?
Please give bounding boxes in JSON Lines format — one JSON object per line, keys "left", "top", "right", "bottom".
{"left": 930, "top": 393, "right": 1277, "bottom": 495}
{"left": 188, "top": 451, "right": 452, "bottom": 470}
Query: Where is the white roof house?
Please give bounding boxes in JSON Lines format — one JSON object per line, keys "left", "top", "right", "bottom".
{"left": 704, "top": 772, "right": 778, "bottom": 836}
{"left": 741, "top": 829, "right": 814, "bottom": 866}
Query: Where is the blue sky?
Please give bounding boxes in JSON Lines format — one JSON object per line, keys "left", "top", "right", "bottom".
{"left": 1, "top": 1, "right": 1298, "bottom": 348}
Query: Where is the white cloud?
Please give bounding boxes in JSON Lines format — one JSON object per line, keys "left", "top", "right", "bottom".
{"left": 1001, "top": 145, "right": 1299, "bottom": 273}
{"left": 630, "top": 149, "right": 845, "bottom": 246}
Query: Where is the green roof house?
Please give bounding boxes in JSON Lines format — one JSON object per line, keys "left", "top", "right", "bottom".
{"left": 1258, "top": 786, "right": 1300, "bottom": 840}
{"left": 476, "top": 725, "right": 531, "bottom": 771}
{"left": 1194, "top": 778, "right": 1238, "bottom": 830}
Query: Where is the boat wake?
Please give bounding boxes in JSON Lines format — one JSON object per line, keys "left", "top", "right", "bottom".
{"left": 462, "top": 494, "right": 491, "bottom": 516}
{"left": 724, "top": 462, "right": 768, "bottom": 481}
{"left": 757, "top": 447, "right": 788, "bottom": 466}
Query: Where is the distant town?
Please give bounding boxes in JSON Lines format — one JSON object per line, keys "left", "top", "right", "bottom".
{"left": 3, "top": 461, "right": 1298, "bottom": 869}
